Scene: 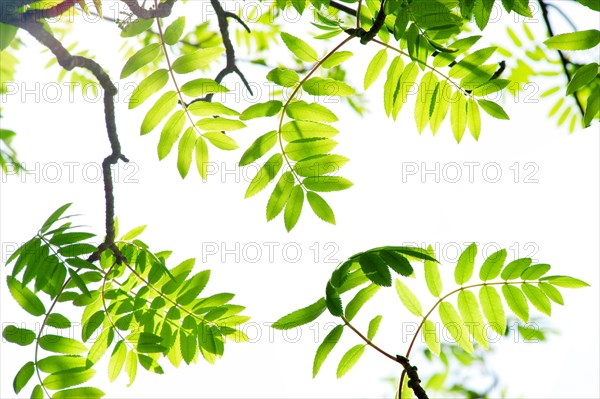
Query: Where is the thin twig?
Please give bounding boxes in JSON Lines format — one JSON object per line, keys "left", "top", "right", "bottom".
{"left": 538, "top": 0, "right": 586, "bottom": 120}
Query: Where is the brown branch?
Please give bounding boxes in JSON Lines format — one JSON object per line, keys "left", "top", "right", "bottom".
{"left": 396, "top": 355, "right": 429, "bottom": 399}
{"left": 120, "top": 0, "right": 177, "bottom": 19}
{"left": 329, "top": 0, "right": 358, "bottom": 17}
{"left": 5, "top": 18, "right": 128, "bottom": 257}
{"left": 190, "top": 0, "right": 253, "bottom": 104}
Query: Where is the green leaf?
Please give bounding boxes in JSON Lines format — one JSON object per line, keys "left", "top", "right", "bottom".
{"left": 395, "top": 279, "right": 423, "bottom": 317}
{"left": 450, "top": 91, "right": 467, "bottom": 143}
{"left": 13, "top": 361, "right": 34, "bottom": 394}
{"left": 121, "top": 18, "right": 153, "bottom": 37}
{"left": 521, "top": 264, "right": 551, "bottom": 280}
{"left": 284, "top": 185, "right": 304, "bottom": 231}
{"left": 325, "top": 281, "right": 343, "bottom": 316}
{"left": 313, "top": 325, "right": 344, "bottom": 377}
{"left": 302, "top": 176, "right": 353, "bottom": 192}
{"left": 129, "top": 69, "right": 169, "bottom": 109}
{"left": 302, "top": 77, "right": 355, "bottom": 96}
{"left": 502, "top": 284, "right": 529, "bottom": 322}
{"left": 176, "top": 270, "right": 210, "bottom": 305}
{"left": 108, "top": 340, "right": 127, "bottom": 382}
{"left": 121, "top": 225, "right": 147, "bottom": 241}
{"left": 202, "top": 132, "right": 239, "bottom": 151}
{"left": 420, "top": 319, "right": 440, "bottom": 356}
{"left": 51, "top": 387, "right": 104, "bottom": 399}
{"left": 196, "top": 117, "right": 246, "bottom": 131}
{"left": 49, "top": 232, "right": 95, "bottom": 246}
{"left": 37, "top": 356, "right": 87, "bottom": 374}
{"left": 501, "top": 258, "right": 532, "bottom": 280}
{"left": 457, "top": 290, "right": 488, "bottom": 349}
{"left": 285, "top": 138, "right": 337, "bottom": 161}
{"left": 68, "top": 269, "right": 91, "bottom": 297}
{"left": 245, "top": 153, "right": 283, "bottom": 198}
{"left": 424, "top": 246, "right": 442, "bottom": 296}
{"left": 430, "top": 80, "right": 452, "bottom": 134}
{"left": 541, "top": 275, "right": 590, "bottom": 288}
{"left": 58, "top": 243, "right": 96, "bottom": 257}
{"left": 120, "top": 43, "right": 161, "bottom": 79}
{"left": 345, "top": 284, "right": 380, "bottom": 321}
{"left": 566, "top": 63, "right": 599, "bottom": 95}
{"left": 544, "top": 29, "right": 600, "bottom": 51}
{"left": 364, "top": 49, "right": 388, "bottom": 90}
{"left": 383, "top": 56, "right": 405, "bottom": 117}
{"left": 138, "top": 354, "right": 164, "bottom": 374}
{"left": 163, "top": 16, "right": 185, "bottom": 45}
{"left": 472, "top": 79, "right": 510, "bottom": 97}
{"left": 479, "top": 285, "right": 506, "bottom": 335}
{"left": 239, "top": 131, "right": 278, "bottom": 166}
{"left": 7, "top": 276, "right": 46, "bottom": 316}
{"left": 294, "top": 154, "right": 349, "bottom": 177}
{"left": 336, "top": 344, "right": 365, "bottom": 378}
{"left": 82, "top": 311, "right": 104, "bottom": 342}
{"left": 322, "top": 51, "right": 353, "bottom": 68}
{"left": 455, "top": 243, "right": 477, "bottom": 285}
{"left": 359, "top": 252, "right": 392, "bottom": 287}
{"left": 125, "top": 351, "right": 137, "bottom": 387}
{"left": 157, "top": 110, "right": 186, "bottom": 160}
{"left": 266, "top": 172, "right": 295, "bottom": 221}
{"left": 450, "top": 47, "right": 497, "bottom": 78}
{"left": 272, "top": 298, "right": 326, "bottom": 329}
{"left": 306, "top": 191, "right": 335, "bottom": 224}
{"left": 180, "top": 329, "right": 198, "bottom": 364}
{"left": 414, "top": 72, "right": 438, "bottom": 133}
{"left": 379, "top": 251, "right": 413, "bottom": 276}
{"left": 286, "top": 101, "right": 338, "bottom": 123}
{"left": 439, "top": 301, "right": 473, "bottom": 353}
{"left": 40, "top": 203, "right": 72, "bottom": 233}
{"left": 266, "top": 68, "right": 300, "bottom": 87}
{"left": 538, "top": 282, "right": 564, "bottom": 305}
{"left": 177, "top": 127, "right": 196, "bottom": 178}
{"left": 467, "top": 98, "right": 481, "bottom": 140}
{"left": 195, "top": 135, "right": 209, "bottom": 179}
{"left": 172, "top": 47, "right": 225, "bottom": 74}
{"left": 44, "top": 368, "right": 96, "bottom": 390}
{"left": 281, "top": 121, "right": 339, "bottom": 141}
{"left": 367, "top": 315, "right": 383, "bottom": 340}
{"left": 392, "top": 62, "right": 419, "bottom": 119}
{"left": 3, "top": 325, "right": 36, "bottom": 346}
{"left": 478, "top": 99, "right": 510, "bottom": 120}
{"left": 521, "top": 283, "right": 552, "bottom": 315}
{"left": 240, "top": 100, "right": 283, "bottom": 120}
{"left": 479, "top": 249, "right": 507, "bottom": 281}
{"left": 31, "top": 384, "right": 44, "bottom": 399}
{"left": 187, "top": 101, "right": 240, "bottom": 117}
{"left": 180, "top": 79, "right": 228, "bottom": 97}
{"left": 0, "top": 23, "right": 18, "bottom": 51}
{"left": 280, "top": 32, "right": 318, "bottom": 62}
{"left": 46, "top": 313, "right": 72, "bottom": 329}
{"left": 39, "top": 335, "right": 87, "bottom": 355}
{"left": 87, "top": 328, "right": 113, "bottom": 365}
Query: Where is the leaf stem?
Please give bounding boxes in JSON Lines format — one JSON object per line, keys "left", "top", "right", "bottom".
{"left": 342, "top": 316, "right": 398, "bottom": 363}
{"left": 398, "top": 279, "right": 542, "bottom": 397}
{"left": 277, "top": 35, "right": 355, "bottom": 186}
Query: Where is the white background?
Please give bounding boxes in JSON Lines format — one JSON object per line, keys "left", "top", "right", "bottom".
{"left": 1, "top": 1, "right": 599, "bottom": 398}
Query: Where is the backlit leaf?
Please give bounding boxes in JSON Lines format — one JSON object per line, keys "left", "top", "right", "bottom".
{"left": 272, "top": 298, "right": 326, "bottom": 329}
{"left": 336, "top": 344, "right": 365, "bottom": 378}
{"left": 313, "top": 325, "right": 343, "bottom": 377}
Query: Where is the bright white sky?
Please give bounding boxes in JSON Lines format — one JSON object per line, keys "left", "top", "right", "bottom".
{"left": 1, "top": 1, "right": 599, "bottom": 398}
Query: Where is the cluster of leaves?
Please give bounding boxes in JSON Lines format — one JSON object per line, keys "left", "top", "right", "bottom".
{"left": 0, "top": 23, "right": 21, "bottom": 172}
{"left": 416, "top": 317, "right": 553, "bottom": 398}
{"left": 3, "top": 204, "right": 248, "bottom": 399}
{"left": 122, "top": 15, "right": 246, "bottom": 179}
{"left": 498, "top": 23, "right": 600, "bottom": 131}
{"left": 272, "top": 243, "right": 588, "bottom": 395}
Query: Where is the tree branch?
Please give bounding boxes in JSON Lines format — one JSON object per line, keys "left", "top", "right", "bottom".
{"left": 329, "top": 0, "right": 358, "bottom": 17}
{"left": 538, "top": 0, "right": 586, "bottom": 120}
{"left": 396, "top": 355, "right": 429, "bottom": 399}
{"left": 188, "top": 0, "right": 253, "bottom": 104}
{"left": 120, "top": 0, "right": 177, "bottom": 19}
{"left": 6, "top": 19, "right": 128, "bottom": 257}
